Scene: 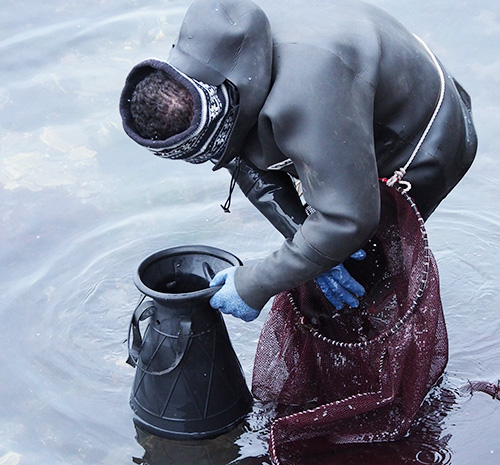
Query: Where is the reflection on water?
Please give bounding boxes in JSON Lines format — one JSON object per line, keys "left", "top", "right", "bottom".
{"left": 133, "top": 402, "right": 274, "bottom": 465}
{"left": 0, "top": 0, "right": 499, "bottom": 464}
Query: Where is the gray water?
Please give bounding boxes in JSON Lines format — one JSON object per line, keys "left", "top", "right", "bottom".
{"left": 1, "top": 1, "right": 499, "bottom": 464}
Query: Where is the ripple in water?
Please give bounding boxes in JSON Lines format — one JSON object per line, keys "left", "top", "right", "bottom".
{"left": 416, "top": 447, "right": 453, "bottom": 465}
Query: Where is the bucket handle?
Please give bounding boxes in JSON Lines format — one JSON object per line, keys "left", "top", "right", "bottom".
{"left": 127, "top": 299, "right": 155, "bottom": 367}
{"left": 126, "top": 300, "right": 192, "bottom": 376}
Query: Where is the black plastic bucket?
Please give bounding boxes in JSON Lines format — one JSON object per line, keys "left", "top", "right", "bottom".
{"left": 127, "top": 245, "right": 253, "bottom": 440}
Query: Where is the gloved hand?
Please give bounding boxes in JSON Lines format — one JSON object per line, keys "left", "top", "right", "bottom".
{"left": 209, "top": 267, "right": 261, "bottom": 322}
{"left": 315, "top": 249, "right": 366, "bottom": 310}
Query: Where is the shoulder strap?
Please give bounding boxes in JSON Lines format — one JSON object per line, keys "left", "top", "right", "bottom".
{"left": 385, "top": 35, "right": 446, "bottom": 193}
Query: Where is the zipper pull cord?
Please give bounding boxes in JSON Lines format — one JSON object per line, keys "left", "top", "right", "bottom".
{"left": 221, "top": 156, "right": 241, "bottom": 213}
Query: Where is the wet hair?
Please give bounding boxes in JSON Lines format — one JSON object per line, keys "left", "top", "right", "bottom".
{"left": 130, "top": 70, "right": 194, "bottom": 140}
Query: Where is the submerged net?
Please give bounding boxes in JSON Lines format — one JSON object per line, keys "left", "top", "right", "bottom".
{"left": 252, "top": 183, "right": 448, "bottom": 464}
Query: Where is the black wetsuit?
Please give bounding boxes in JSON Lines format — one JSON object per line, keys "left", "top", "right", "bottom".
{"left": 167, "top": 0, "right": 477, "bottom": 310}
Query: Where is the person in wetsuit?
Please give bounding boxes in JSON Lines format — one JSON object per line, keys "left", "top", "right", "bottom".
{"left": 120, "top": 0, "right": 477, "bottom": 322}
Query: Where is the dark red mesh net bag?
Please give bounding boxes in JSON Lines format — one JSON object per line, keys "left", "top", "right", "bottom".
{"left": 252, "top": 183, "right": 448, "bottom": 464}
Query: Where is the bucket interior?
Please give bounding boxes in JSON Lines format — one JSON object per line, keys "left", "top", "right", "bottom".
{"left": 146, "top": 272, "right": 209, "bottom": 294}
{"left": 136, "top": 246, "right": 241, "bottom": 296}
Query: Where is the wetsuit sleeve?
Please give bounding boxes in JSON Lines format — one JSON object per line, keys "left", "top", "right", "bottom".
{"left": 224, "top": 158, "right": 307, "bottom": 239}
{"left": 234, "top": 45, "right": 381, "bottom": 310}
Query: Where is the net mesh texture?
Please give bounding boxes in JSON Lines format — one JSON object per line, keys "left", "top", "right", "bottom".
{"left": 252, "top": 183, "right": 449, "bottom": 464}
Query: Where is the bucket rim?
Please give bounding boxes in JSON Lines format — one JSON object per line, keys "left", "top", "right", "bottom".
{"left": 134, "top": 244, "right": 243, "bottom": 301}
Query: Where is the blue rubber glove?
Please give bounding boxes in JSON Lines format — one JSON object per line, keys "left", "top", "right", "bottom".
{"left": 209, "top": 267, "right": 261, "bottom": 322}
{"left": 315, "top": 249, "right": 366, "bottom": 310}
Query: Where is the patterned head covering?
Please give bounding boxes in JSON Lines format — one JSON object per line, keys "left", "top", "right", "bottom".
{"left": 119, "top": 59, "right": 239, "bottom": 164}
